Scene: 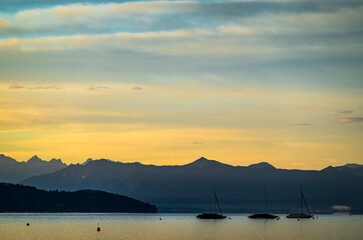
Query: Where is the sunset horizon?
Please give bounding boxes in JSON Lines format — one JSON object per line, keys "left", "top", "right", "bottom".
{"left": 1, "top": 1, "right": 362, "bottom": 239}
{"left": 1, "top": 153, "right": 361, "bottom": 170}
{"left": 1, "top": 1, "right": 362, "bottom": 171}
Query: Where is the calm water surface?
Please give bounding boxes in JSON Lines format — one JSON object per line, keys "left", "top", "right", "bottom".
{"left": 0, "top": 213, "right": 362, "bottom": 240}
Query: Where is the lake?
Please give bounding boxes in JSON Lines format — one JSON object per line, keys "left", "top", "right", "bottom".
{"left": 0, "top": 213, "right": 362, "bottom": 240}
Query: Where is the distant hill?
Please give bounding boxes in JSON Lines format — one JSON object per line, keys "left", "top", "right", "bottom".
{"left": 343, "top": 163, "right": 363, "bottom": 169}
{"left": 0, "top": 182, "right": 157, "bottom": 213}
{"left": 20, "top": 157, "right": 363, "bottom": 213}
{"left": 0, "top": 154, "right": 67, "bottom": 183}
{"left": 248, "top": 162, "right": 276, "bottom": 169}
{"left": 323, "top": 164, "right": 363, "bottom": 177}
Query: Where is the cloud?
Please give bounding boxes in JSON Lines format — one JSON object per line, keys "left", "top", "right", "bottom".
{"left": 0, "top": 1, "right": 196, "bottom": 38}
{"left": 0, "top": 27, "right": 254, "bottom": 55}
{"left": 9, "top": 84, "right": 62, "bottom": 90}
{"left": 0, "top": 19, "right": 12, "bottom": 30}
{"left": 336, "top": 109, "right": 353, "bottom": 115}
{"left": 1, "top": 1, "right": 362, "bottom": 40}
{"left": 332, "top": 205, "right": 351, "bottom": 211}
{"left": 288, "top": 123, "right": 311, "bottom": 126}
{"left": 28, "top": 86, "right": 63, "bottom": 90}
{"left": 88, "top": 86, "right": 110, "bottom": 91}
{"left": 187, "top": 141, "right": 202, "bottom": 145}
{"left": 132, "top": 86, "right": 144, "bottom": 90}
{"left": 0, "top": 0, "right": 361, "bottom": 63}
{"left": 0, "top": 6, "right": 361, "bottom": 61}
{"left": 337, "top": 117, "right": 363, "bottom": 123}
{"left": 9, "top": 84, "right": 25, "bottom": 89}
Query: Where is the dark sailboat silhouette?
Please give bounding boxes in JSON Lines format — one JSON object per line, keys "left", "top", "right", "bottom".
{"left": 248, "top": 181, "right": 278, "bottom": 219}
{"left": 197, "top": 186, "right": 226, "bottom": 219}
{"left": 287, "top": 183, "right": 313, "bottom": 219}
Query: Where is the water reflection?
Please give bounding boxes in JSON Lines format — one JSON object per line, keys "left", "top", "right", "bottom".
{"left": 0, "top": 213, "right": 362, "bottom": 240}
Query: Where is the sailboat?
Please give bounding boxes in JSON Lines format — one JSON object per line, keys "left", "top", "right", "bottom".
{"left": 287, "top": 183, "right": 313, "bottom": 219}
{"left": 197, "top": 187, "right": 226, "bottom": 219}
{"left": 248, "top": 181, "right": 278, "bottom": 219}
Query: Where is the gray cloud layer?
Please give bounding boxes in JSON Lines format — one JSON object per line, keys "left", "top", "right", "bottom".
{"left": 1, "top": 1, "right": 362, "bottom": 90}
{"left": 1, "top": 1, "right": 362, "bottom": 38}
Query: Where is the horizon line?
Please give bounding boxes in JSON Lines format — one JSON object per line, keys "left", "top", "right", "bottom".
{"left": 1, "top": 154, "right": 361, "bottom": 171}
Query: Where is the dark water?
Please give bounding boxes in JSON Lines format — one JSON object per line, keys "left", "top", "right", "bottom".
{"left": 0, "top": 213, "right": 362, "bottom": 240}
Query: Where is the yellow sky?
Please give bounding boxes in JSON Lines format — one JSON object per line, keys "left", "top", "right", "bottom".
{"left": 1, "top": 82, "right": 362, "bottom": 170}
{"left": 1, "top": 1, "right": 362, "bottom": 170}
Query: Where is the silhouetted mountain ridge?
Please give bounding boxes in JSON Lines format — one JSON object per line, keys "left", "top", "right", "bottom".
{"left": 27, "top": 155, "right": 43, "bottom": 164}
{"left": 248, "top": 162, "right": 276, "bottom": 169}
{"left": 82, "top": 158, "right": 93, "bottom": 165}
{"left": 185, "top": 157, "right": 232, "bottom": 169}
{"left": 19, "top": 156, "right": 363, "bottom": 213}
{"left": 344, "top": 163, "right": 363, "bottom": 169}
{"left": 323, "top": 164, "right": 363, "bottom": 177}
{"left": 0, "top": 154, "right": 67, "bottom": 183}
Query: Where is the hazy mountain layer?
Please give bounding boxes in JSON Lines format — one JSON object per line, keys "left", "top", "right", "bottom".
{"left": 0, "top": 154, "right": 67, "bottom": 183}
{"left": 20, "top": 157, "right": 363, "bottom": 213}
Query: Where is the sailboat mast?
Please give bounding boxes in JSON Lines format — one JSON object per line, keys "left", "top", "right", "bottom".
{"left": 264, "top": 180, "right": 269, "bottom": 214}
{"left": 301, "top": 184, "right": 311, "bottom": 215}
{"left": 213, "top": 186, "right": 217, "bottom": 214}
{"left": 300, "top": 183, "right": 303, "bottom": 214}
{"left": 213, "top": 190, "right": 223, "bottom": 216}
{"left": 213, "top": 183, "right": 216, "bottom": 214}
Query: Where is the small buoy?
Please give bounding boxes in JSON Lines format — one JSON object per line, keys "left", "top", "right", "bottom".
{"left": 297, "top": 219, "right": 300, "bottom": 221}
{"left": 229, "top": 217, "right": 231, "bottom": 219}
{"left": 97, "top": 223, "right": 101, "bottom": 232}
{"left": 160, "top": 218, "right": 162, "bottom": 221}
{"left": 26, "top": 222, "right": 29, "bottom": 226}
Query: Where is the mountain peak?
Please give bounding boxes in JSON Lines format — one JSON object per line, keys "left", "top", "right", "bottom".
{"left": 192, "top": 157, "right": 212, "bottom": 164}
{"left": 187, "top": 157, "right": 226, "bottom": 167}
{"left": 321, "top": 166, "right": 336, "bottom": 172}
{"left": 49, "top": 158, "right": 66, "bottom": 166}
{"left": 27, "top": 155, "right": 66, "bottom": 167}
{"left": 0, "top": 154, "right": 17, "bottom": 164}
{"left": 343, "top": 163, "right": 363, "bottom": 169}
{"left": 248, "top": 162, "right": 276, "bottom": 169}
{"left": 82, "top": 158, "right": 93, "bottom": 165}
{"left": 27, "top": 155, "right": 43, "bottom": 163}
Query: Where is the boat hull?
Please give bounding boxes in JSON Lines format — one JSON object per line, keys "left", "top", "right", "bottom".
{"left": 196, "top": 213, "right": 226, "bottom": 219}
{"left": 248, "top": 213, "right": 278, "bottom": 219}
{"left": 286, "top": 213, "right": 313, "bottom": 218}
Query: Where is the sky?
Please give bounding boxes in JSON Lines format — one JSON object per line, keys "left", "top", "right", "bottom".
{"left": 0, "top": 0, "right": 362, "bottom": 169}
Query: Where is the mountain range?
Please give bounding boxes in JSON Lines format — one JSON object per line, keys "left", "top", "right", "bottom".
{"left": 1, "top": 155, "right": 362, "bottom": 213}
{"left": 0, "top": 154, "right": 67, "bottom": 183}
